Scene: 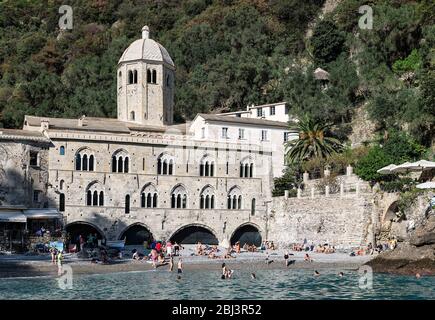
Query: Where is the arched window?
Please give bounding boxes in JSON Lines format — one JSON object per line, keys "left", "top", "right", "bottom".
{"left": 99, "top": 191, "right": 104, "bottom": 206}
{"left": 200, "top": 186, "right": 215, "bottom": 210}
{"left": 59, "top": 194, "right": 65, "bottom": 212}
{"left": 85, "top": 181, "right": 104, "bottom": 207}
{"left": 112, "top": 156, "right": 117, "bottom": 173}
{"left": 82, "top": 154, "right": 88, "bottom": 171}
{"left": 152, "top": 70, "right": 157, "bottom": 84}
{"left": 86, "top": 190, "right": 92, "bottom": 206}
{"left": 251, "top": 198, "right": 256, "bottom": 216}
{"left": 75, "top": 154, "right": 82, "bottom": 170}
{"left": 147, "top": 69, "right": 152, "bottom": 83}
{"left": 112, "top": 150, "right": 130, "bottom": 173}
{"left": 227, "top": 186, "right": 242, "bottom": 210}
{"left": 128, "top": 70, "right": 133, "bottom": 84}
{"left": 89, "top": 155, "right": 94, "bottom": 171}
{"left": 92, "top": 191, "right": 98, "bottom": 206}
{"left": 76, "top": 149, "right": 95, "bottom": 171}
{"left": 171, "top": 185, "right": 187, "bottom": 209}
{"left": 59, "top": 146, "right": 65, "bottom": 156}
{"left": 157, "top": 154, "right": 174, "bottom": 175}
{"left": 130, "top": 111, "right": 135, "bottom": 121}
{"left": 118, "top": 156, "right": 124, "bottom": 173}
{"left": 133, "top": 70, "right": 138, "bottom": 84}
{"left": 200, "top": 155, "right": 215, "bottom": 177}
{"left": 125, "top": 195, "right": 130, "bottom": 214}
{"left": 240, "top": 158, "right": 254, "bottom": 178}
{"left": 141, "top": 184, "right": 158, "bottom": 208}
{"left": 59, "top": 180, "right": 64, "bottom": 191}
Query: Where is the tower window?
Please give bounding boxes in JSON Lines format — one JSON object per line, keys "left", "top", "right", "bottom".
{"left": 125, "top": 195, "right": 130, "bottom": 214}
{"left": 130, "top": 111, "right": 135, "bottom": 121}
{"left": 59, "top": 146, "right": 65, "bottom": 156}
{"left": 128, "top": 70, "right": 133, "bottom": 84}
{"left": 152, "top": 70, "right": 157, "bottom": 84}
{"left": 147, "top": 70, "right": 152, "bottom": 83}
{"left": 133, "top": 70, "right": 138, "bottom": 84}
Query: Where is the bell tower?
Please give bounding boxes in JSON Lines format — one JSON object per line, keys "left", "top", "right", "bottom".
{"left": 117, "top": 26, "right": 175, "bottom": 126}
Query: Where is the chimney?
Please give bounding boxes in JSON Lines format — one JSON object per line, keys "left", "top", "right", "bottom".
{"left": 40, "top": 118, "right": 49, "bottom": 131}
{"left": 78, "top": 115, "right": 86, "bottom": 127}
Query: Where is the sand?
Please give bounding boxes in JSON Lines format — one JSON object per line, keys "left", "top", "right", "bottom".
{"left": 0, "top": 245, "right": 374, "bottom": 278}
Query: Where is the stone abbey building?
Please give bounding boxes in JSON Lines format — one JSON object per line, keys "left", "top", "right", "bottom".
{"left": 0, "top": 26, "right": 296, "bottom": 249}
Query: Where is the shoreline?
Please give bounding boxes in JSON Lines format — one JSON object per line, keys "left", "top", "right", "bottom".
{"left": 0, "top": 250, "right": 373, "bottom": 279}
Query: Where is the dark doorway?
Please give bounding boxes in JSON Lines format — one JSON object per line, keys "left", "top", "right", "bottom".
{"left": 65, "top": 222, "right": 104, "bottom": 247}
{"left": 170, "top": 226, "right": 218, "bottom": 245}
{"left": 119, "top": 224, "right": 154, "bottom": 246}
{"left": 231, "top": 225, "right": 262, "bottom": 247}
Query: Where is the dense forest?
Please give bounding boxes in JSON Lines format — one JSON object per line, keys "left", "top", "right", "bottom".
{"left": 0, "top": 0, "right": 434, "bottom": 149}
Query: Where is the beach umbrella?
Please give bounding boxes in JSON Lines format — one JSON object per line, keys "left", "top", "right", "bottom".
{"left": 377, "top": 164, "right": 397, "bottom": 174}
{"left": 409, "top": 160, "right": 435, "bottom": 170}
{"left": 391, "top": 162, "right": 414, "bottom": 173}
{"left": 416, "top": 181, "right": 435, "bottom": 189}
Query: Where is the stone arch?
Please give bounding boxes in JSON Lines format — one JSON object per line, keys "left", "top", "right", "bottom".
{"left": 230, "top": 222, "right": 263, "bottom": 247}
{"left": 75, "top": 147, "right": 96, "bottom": 171}
{"left": 169, "top": 224, "right": 219, "bottom": 245}
{"left": 65, "top": 221, "right": 105, "bottom": 249}
{"left": 118, "top": 222, "right": 155, "bottom": 246}
{"left": 157, "top": 152, "right": 174, "bottom": 175}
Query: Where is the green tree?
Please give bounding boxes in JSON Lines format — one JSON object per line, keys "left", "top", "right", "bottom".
{"left": 285, "top": 116, "right": 342, "bottom": 164}
{"left": 311, "top": 20, "right": 345, "bottom": 65}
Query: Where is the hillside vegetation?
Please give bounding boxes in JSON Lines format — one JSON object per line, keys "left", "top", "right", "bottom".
{"left": 0, "top": 0, "right": 434, "bottom": 148}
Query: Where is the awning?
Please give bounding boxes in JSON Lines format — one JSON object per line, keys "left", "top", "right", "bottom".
{"left": 0, "top": 211, "right": 27, "bottom": 223}
{"left": 23, "top": 209, "right": 63, "bottom": 219}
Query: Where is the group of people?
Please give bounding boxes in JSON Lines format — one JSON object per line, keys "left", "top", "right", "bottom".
{"left": 350, "top": 239, "right": 397, "bottom": 256}
{"left": 260, "top": 241, "right": 275, "bottom": 251}
{"left": 291, "top": 239, "right": 335, "bottom": 254}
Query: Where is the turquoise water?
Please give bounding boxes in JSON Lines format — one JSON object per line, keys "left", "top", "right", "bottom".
{"left": 0, "top": 269, "right": 434, "bottom": 300}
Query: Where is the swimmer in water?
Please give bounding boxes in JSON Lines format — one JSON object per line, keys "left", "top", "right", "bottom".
{"left": 251, "top": 273, "right": 256, "bottom": 279}
{"left": 314, "top": 270, "right": 320, "bottom": 276}
{"left": 339, "top": 272, "right": 344, "bottom": 277}
{"left": 416, "top": 273, "right": 421, "bottom": 279}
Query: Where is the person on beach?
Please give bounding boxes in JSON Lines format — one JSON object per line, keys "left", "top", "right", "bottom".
{"left": 79, "top": 234, "right": 85, "bottom": 252}
{"left": 177, "top": 258, "right": 183, "bottom": 274}
{"left": 304, "top": 253, "right": 313, "bottom": 262}
{"left": 50, "top": 247, "right": 57, "bottom": 264}
{"left": 173, "top": 242, "right": 180, "bottom": 256}
{"left": 284, "top": 251, "right": 289, "bottom": 267}
{"left": 166, "top": 241, "right": 173, "bottom": 257}
{"left": 169, "top": 256, "right": 174, "bottom": 271}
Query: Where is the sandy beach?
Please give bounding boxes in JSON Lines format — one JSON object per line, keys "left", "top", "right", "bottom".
{"left": 0, "top": 245, "right": 374, "bottom": 278}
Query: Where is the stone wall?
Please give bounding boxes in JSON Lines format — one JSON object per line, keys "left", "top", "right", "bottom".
{"left": 268, "top": 194, "right": 375, "bottom": 249}
{"left": 0, "top": 141, "right": 49, "bottom": 207}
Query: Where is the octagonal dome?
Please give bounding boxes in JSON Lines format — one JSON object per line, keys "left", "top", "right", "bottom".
{"left": 118, "top": 26, "right": 175, "bottom": 68}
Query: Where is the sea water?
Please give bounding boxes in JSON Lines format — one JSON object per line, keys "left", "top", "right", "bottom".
{"left": 0, "top": 269, "right": 433, "bottom": 300}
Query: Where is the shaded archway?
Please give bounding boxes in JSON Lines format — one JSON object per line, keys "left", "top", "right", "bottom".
{"left": 380, "top": 201, "right": 407, "bottom": 241}
{"left": 230, "top": 224, "right": 262, "bottom": 247}
{"left": 119, "top": 223, "right": 154, "bottom": 246}
{"left": 65, "top": 221, "right": 104, "bottom": 247}
{"left": 170, "top": 225, "right": 218, "bottom": 245}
